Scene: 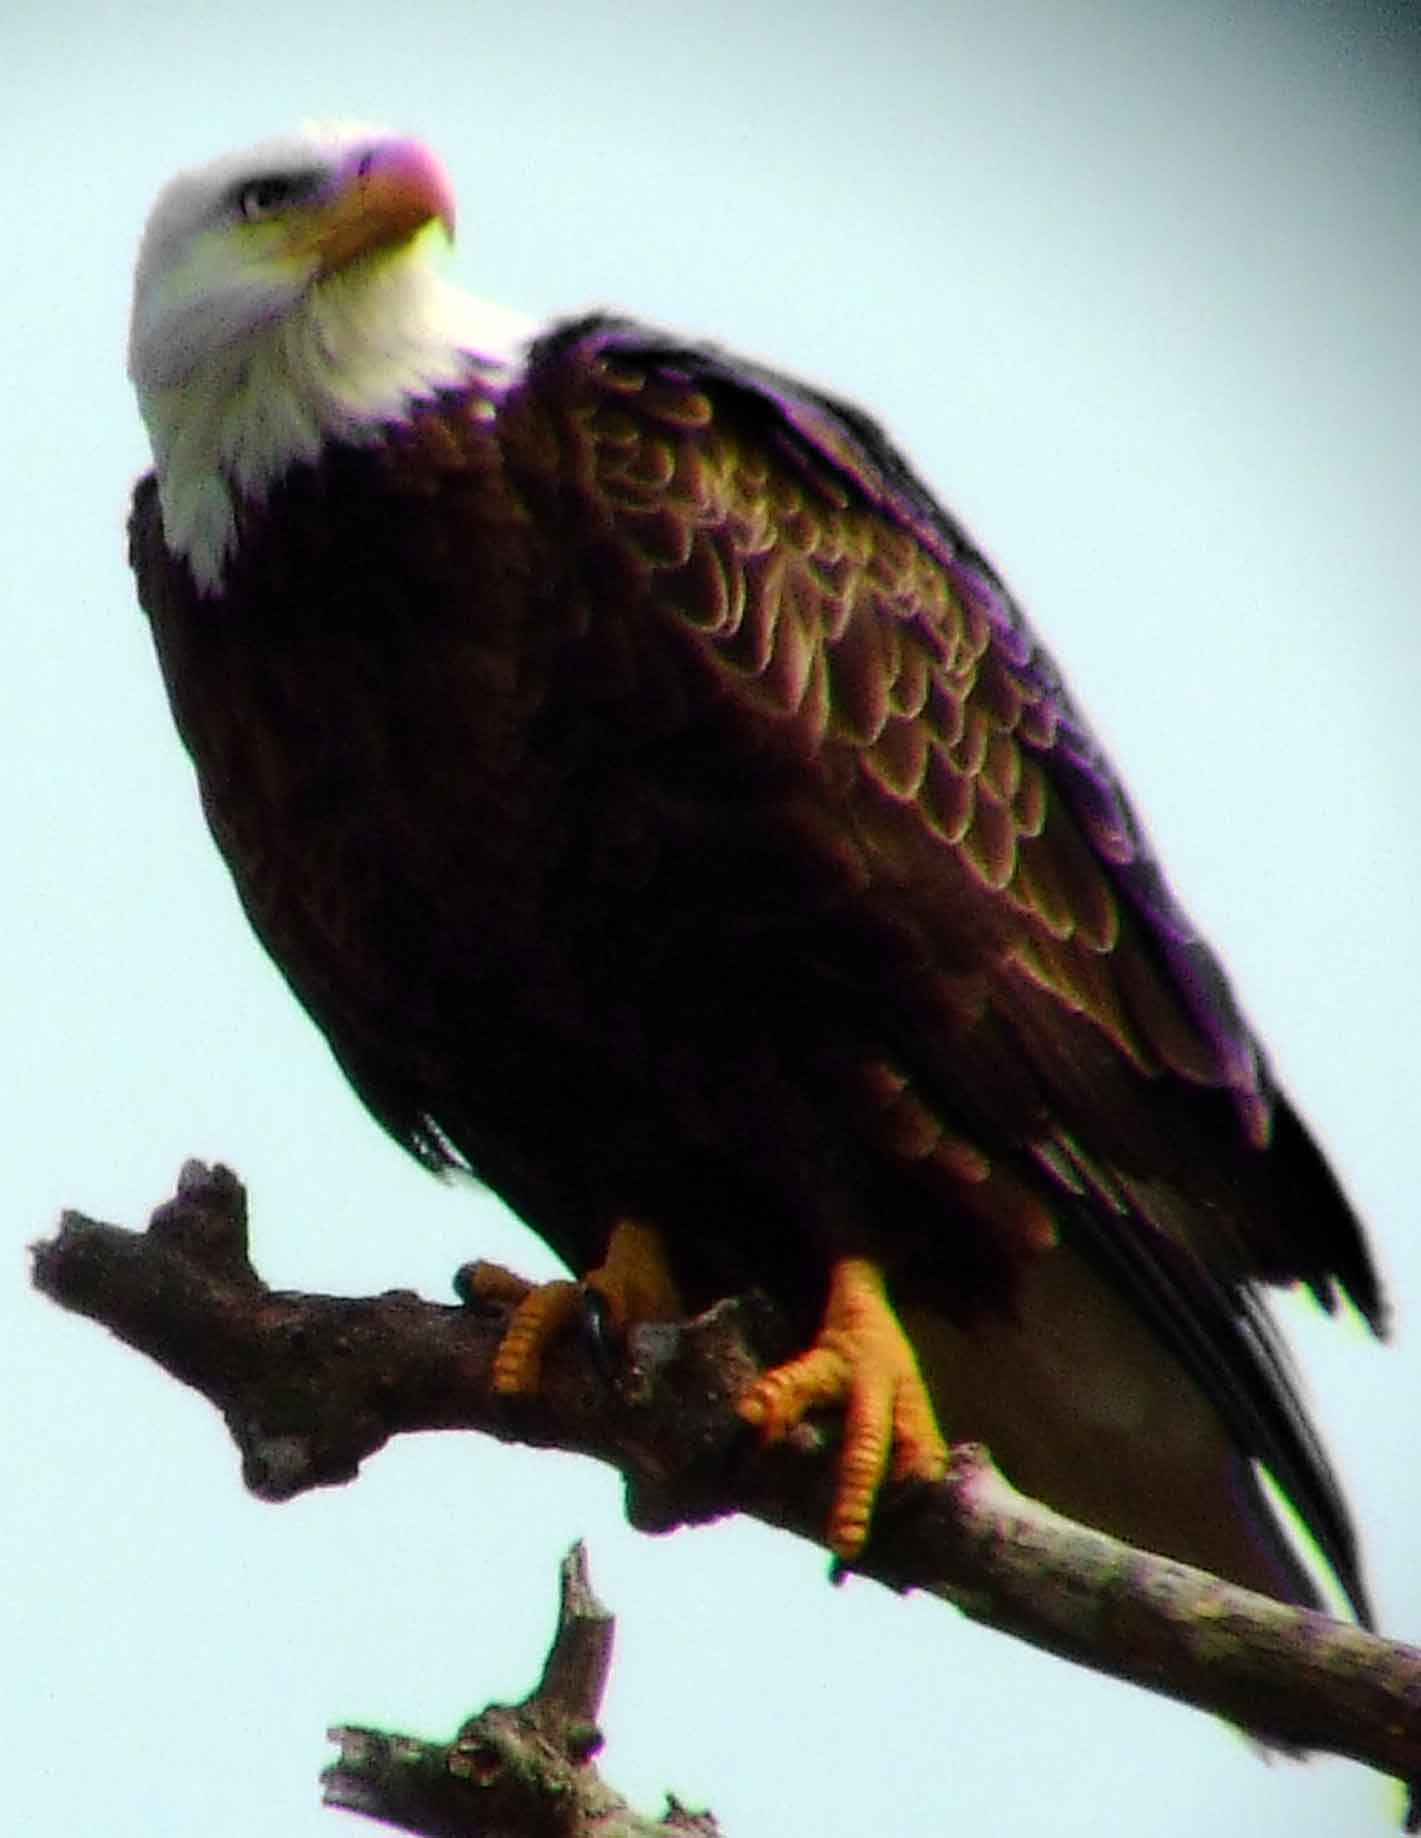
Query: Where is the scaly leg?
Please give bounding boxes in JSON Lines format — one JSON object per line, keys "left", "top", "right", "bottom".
{"left": 737, "top": 1257, "right": 949, "bottom": 1558}
{"left": 466, "top": 1220, "right": 684, "bottom": 1397}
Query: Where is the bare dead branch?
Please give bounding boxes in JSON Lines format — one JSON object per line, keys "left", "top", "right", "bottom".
{"left": 31, "top": 1162, "right": 1421, "bottom": 1824}
{"left": 322, "top": 1543, "right": 719, "bottom": 1836}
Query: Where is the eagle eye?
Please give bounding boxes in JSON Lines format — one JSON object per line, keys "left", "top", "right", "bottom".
{"left": 233, "top": 173, "right": 312, "bottom": 222}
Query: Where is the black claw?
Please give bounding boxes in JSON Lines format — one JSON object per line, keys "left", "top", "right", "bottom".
{"left": 580, "top": 1286, "right": 621, "bottom": 1383}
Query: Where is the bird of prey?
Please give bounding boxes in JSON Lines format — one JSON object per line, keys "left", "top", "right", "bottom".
{"left": 127, "top": 124, "right": 1384, "bottom": 1616}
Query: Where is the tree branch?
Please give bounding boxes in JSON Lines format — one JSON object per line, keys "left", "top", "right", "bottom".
{"left": 31, "top": 1162, "right": 1421, "bottom": 1825}
{"left": 322, "top": 1542, "right": 719, "bottom": 1836}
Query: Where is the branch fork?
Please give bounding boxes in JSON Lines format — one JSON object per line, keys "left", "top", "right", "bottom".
{"left": 31, "top": 1162, "right": 1421, "bottom": 1825}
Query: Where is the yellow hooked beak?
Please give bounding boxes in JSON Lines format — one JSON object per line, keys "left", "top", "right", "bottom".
{"left": 289, "top": 138, "right": 456, "bottom": 276}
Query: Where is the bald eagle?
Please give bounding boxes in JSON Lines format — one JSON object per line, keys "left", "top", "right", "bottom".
{"left": 128, "top": 125, "right": 1383, "bottom": 1615}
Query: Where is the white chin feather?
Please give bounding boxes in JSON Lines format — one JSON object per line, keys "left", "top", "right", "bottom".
{"left": 135, "top": 231, "right": 535, "bottom": 596}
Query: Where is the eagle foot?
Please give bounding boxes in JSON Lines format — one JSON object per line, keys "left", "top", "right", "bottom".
{"left": 468, "top": 1221, "right": 685, "bottom": 1397}
{"left": 737, "top": 1256, "right": 949, "bottom": 1559}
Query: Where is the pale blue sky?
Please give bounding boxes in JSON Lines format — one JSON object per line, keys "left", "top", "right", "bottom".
{"left": 7, "top": 2, "right": 1419, "bottom": 1834}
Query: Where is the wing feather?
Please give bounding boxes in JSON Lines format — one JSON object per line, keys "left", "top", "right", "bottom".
{"left": 512, "top": 316, "right": 1383, "bottom": 1617}
{"left": 531, "top": 316, "right": 1380, "bottom": 1310}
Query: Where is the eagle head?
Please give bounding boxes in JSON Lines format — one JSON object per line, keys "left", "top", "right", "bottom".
{"left": 128, "top": 124, "right": 519, "bottom": 593}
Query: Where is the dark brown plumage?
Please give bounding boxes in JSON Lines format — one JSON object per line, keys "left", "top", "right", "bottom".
{"left": 128, "top": 133, "right": 1384, "bottom": 1613}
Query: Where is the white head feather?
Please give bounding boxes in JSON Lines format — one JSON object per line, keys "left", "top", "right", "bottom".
{"left": 128, "top": 123, "right": 532, "bottom": 593}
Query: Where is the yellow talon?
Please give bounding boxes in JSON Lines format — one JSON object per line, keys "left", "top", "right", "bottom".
{"left": 738, "top": 1257, "right": 949, "bottom": 1558}
{"left": 471, "top": 1220, "right": 685, "bottom": 1397}
{"left": 493, "top": 1278, "right": 585, "bottom": 1394}
{"left": 462, "top": 1260, "right": 534, "bottom": 1309}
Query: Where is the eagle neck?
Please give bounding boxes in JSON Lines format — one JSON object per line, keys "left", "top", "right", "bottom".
{"left": 135, "top": 270, "right": 528, "bottom": 598}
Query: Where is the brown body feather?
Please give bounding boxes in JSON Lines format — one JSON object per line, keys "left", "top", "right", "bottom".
{"left": 131, "top": 316, "right": 1382, "bottom": 1617}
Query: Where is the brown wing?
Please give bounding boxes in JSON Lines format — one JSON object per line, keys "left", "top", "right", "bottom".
{"left": 506, "top": 316, "right": 1382, "bottom": 1615}
{"left": 523, "top": 318, "right": 1378, "bottom": 1309}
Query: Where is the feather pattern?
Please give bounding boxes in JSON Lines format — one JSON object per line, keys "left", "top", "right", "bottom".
{"left": 132, "top": 301, "right": 1383, "bottom": 1624}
